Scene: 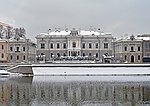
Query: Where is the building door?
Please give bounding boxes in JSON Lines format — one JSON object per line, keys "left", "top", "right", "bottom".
{"left": 71, "top": 51, "right": 77, "bottom": 56}
{"left": 131, "top": 55, "right": 134, "bottom": 63}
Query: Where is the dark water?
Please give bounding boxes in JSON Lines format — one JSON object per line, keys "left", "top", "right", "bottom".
{"left": 0, "top": 76, "right": 150, "bottom": 106}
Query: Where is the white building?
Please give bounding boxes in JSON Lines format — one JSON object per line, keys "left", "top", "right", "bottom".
{"left": 114, "top": 35, "right": 143, "bottom": 63}
{"left": 36, "top": 28, "right": 115, "bottom": 63}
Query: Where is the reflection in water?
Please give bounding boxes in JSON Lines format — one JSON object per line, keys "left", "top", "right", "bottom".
{"left": 0, "top": 76, "right": 150, "bottom": 106}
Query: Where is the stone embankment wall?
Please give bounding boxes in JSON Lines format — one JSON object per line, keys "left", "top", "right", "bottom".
{"left": 7, "top": 64, "right": 33, "bottom": 75}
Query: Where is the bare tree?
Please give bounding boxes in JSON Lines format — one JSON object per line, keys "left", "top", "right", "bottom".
{"left": 6, "top": 26, "right": 13, "bottom": 39}
{"left": 19, "top": 28, "right": 26, "bottom": 38}
{"left": 0, "top": 25, "right": 4, "bottom": 38}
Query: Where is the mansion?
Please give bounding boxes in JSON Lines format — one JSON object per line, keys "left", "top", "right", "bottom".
{"left": 36, "top": 28, "right": 115, "bottom": 62}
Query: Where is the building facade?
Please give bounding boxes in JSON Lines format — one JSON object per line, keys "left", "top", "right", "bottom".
{"left": 36, "top": 28, "right": 115, "bottom": 63}
{"left": 114, "top": 35, "right": 143, "bottom": 63}
{"left": 137, "top": 34, "right": 150, "bottom": 62}
{"left": 7, "top": 38, "right": 36, "bottom": 63}
{"left": 0, "top": 40, "right": 7, "bottom": 63}
{"left": 0, "top": 21, "right": 36, "bottom": 63}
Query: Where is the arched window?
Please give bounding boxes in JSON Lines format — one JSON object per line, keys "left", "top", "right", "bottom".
{"left": 124, "top": 55, "right": 127, "bottom": 60}
{"left": 57, "top": 53, "right": 60, "bottom": 57}
{"left": 10, "top": 55, "right": 13, "bottom": 60}
{"left": 17, "top": 55, "right": 19, "bottom": 60}
{"left": 72, "top": 42, "right": 76, "bottom": 48}
{"left": 131, "top": 55, "right": 134, "bottom": 63}
{"left": 41, "top": 53, "right": 45, "bottom": 55}
{"left": 23, "top": 55, "right": 26, "bottom": 60}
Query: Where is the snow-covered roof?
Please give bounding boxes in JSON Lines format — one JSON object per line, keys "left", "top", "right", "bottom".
{"left": 117, "top": 35, "right": 143, "bottom": 42}
{"left": 48, "top": 30, "right": 71, "bottom": 35}
{"left": 80, "top": 30, "right": 100, "bottom": 35}
{"left": 38, "top": 30, "right": 112, "bottom": 37}
{"left": 0, "top": 21, "right": 12, "bottom": 27}
{"left": 137, "top": 37, "right": 150, "bottom": 41}
{"left": 8, "top": 36, "right": 26, "bottom": 42}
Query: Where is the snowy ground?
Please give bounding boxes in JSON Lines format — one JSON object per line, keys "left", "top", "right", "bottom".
{"left": 33, "top": 76, "right": 150, "bottom": 83}
{"left": 0, "top": 70, "right": 10, "bottom": 75}
{"left": 33, "top": 67, "right": 150, "bottom": 76}
{"left": 0, "top": 70, "right": 20, "bottom": 76}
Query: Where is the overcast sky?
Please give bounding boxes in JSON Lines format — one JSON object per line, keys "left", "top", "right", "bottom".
{"left": 0, "top": 0, "right": 150, "bottom": 40}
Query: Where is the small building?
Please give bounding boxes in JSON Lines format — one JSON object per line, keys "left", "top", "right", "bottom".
{"left": 0, "top": 22, "right": 36, "bottom": 63}
{"left": 0, "top": 40, "right": 7, "bottom": 63}
{"left": 7, "top": 38, "right": 36, "bottom": 63}
{"left": 114, "top": 35, "right": 143, "bottom": 63}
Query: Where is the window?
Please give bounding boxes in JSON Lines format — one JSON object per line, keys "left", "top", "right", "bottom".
{"left": 51, "top": 53, "right": 53, "bottom": 58}
{"left": 17, "top": 55, "right": 19, "bottom": 60}
{"left": 41, "top": 53, "right": 45, "bottom": 56}
{"left": 82, "top": 43, "right": 85, "bottom": 48}
{"left": 2, "top": 45, "right": 4, "bottom": 49}
{"left": 57, "top": 43, "right": 60, "bottom": 49}
{"left": 96, "top": 53, "right": 98, "bottom": 58}
{"left": 96, "top": 43, "right": 98, "bottom": 48}
{"left": 23, "top": 47, "right": 26, "bottom": 51}
{"left": 138, "top": 47, "right": 140, "bottom": 51}
{"left": 10, "top": 55, "right": 13, "bottom": 60}
{"left": 78, "top": 51, "right": 80, "bottom": 55}
{"left": 63, "top": 43, "right": 66, "bottom": 49}
{"left": 138, "top": 55, "right": 140, "bottom": 60}
{"left": 1, "top": 53, "right": 4, "bottom": 58}
{"left": 10, "top": 47, "right": 13, "bottom": 51}
{"left": 131, "top": 47, "right": 134, "bottom": 51}
{"left": 72, "top": 42, "right": 76, "bottom": 48}
{"left": 41, "top": 43, "right": 45, "bottom": 49}
{"left": 63, "top": 53, "right": 66, "bottom": 56}
{"left": 23, "top": 55, "right": 26, "bottom": 60}
{"left": 124, "top": 47, "right": 127, "bottom": 51}
{"left": 124, "top": 55, "right": 127, "bottom": 60}
{"left": 104, "top": 43, "right": 108, "bottom": 49}
{"left": 89, "top": 53, "right": 91, "bottom": 56}
{"left": 16, "top": 47, "right": 20, "bottom": 51}
{"left": 57, "top": 53, "right": 60, "bottom": 57}
{"left": 83, "top": 53, "right": 85, "bottom": 56}
{"left": 50, "top": 43, "right": 53, "bottom": 49}
{"left": 89, "top": 43, "right": 92, "bottom": 48}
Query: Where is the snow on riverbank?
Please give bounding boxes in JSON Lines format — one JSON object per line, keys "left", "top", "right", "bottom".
{"left": 0, "top": 70, "right": 10, "bottom": 75}
{"left": 0, "top": 70, "right": 21, "bottom": 76}
{"left": 33, "top": 76, "right": 150, "bottom": 83}
{"left": 33, "top": 67, "right": 150, "bottom": 76}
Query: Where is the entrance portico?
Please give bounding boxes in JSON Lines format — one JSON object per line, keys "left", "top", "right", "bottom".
{"left": 68, "top": 50, "right": 80, "bottom": 56}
